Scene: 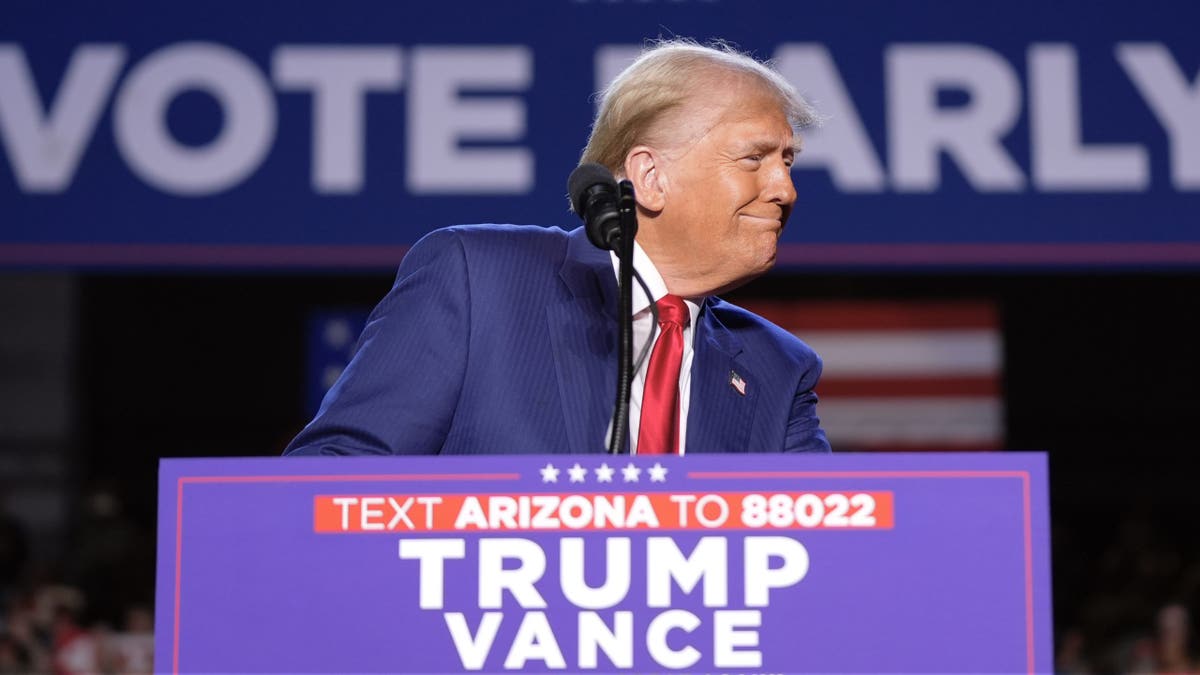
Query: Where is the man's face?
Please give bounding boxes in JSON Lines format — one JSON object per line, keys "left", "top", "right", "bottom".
{"left": 653, "top": 88, "right": 797, "bottom": 296}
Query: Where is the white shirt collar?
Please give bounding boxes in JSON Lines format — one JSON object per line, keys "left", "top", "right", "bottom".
{"left": 610, "top": 241, "right": 702, "bottom": 325}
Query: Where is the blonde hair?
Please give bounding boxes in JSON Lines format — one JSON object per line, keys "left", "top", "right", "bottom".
{"left": 580, "top": 39, "right": 816, "bottom": 173}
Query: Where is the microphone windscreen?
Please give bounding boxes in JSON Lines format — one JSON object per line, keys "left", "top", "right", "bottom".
{"left": 568, "top": 163, "right": 617, "bottom": 217}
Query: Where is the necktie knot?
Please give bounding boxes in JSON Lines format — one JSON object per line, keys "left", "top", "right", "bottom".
{"left": 656, "top": 295, "right": 689, "bottom": 328}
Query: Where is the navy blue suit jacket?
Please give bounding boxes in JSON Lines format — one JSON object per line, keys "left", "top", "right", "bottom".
{"left": 284, "top": 224, "right": 830, "bottom": 455}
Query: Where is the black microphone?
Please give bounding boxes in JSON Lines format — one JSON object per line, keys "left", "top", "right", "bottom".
{"left": 568, "top": 163, "right": 621, "bottom": 251}
{"left": 567, "top": 161, "right": 641, "bottom": 453}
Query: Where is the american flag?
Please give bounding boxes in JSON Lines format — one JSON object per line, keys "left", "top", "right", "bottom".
{"left": 729, "top": 370, "right": 747, "bottom": 396}
{"left": 743, "top": 300, "right": 1004, "bottom": 451}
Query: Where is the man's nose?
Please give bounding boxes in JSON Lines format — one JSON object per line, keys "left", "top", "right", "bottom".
{"left": 763, "top": 161, "right": 797, "bottom": 205}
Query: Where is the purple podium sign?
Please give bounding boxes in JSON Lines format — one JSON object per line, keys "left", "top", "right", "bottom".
{"left": 155, "top": 453, "right": 1051, "bottom": 673}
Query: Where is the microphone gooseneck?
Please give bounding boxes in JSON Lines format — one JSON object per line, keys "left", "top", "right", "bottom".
{"left": 567, "top": 162, "right": 639, "bottom": 454}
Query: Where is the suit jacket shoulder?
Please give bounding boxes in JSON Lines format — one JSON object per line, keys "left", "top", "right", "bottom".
{"left": 705, "top": 297, "right": 821, "bottom": 371}
{"left": 689, "top": 297, "right": 830, "bottom": 454}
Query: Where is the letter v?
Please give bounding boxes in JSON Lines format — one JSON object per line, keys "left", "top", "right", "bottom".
{"left": 444, "top": 612, "right": 502, "bottom": 670}
{"left": 0, "top": 44, "right": 125, "bottom": 192}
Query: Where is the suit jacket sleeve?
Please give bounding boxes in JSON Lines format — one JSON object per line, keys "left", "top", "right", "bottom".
{"left": 283, "top": 229, "right": 471, "bottom": 455}
{"left": 784, "top": 351, "right": 832, "bottom": 453}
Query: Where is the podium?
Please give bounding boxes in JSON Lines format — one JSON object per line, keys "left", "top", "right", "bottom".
{"left": 155, "top": 452, "right": 1051, "bottom": 673}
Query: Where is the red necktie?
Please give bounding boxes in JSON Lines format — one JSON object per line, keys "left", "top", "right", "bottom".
{"left": 638, "top": 295, "right": 688, "bottom": 454}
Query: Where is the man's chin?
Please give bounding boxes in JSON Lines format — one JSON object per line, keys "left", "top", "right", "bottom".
{"left": 758, "top": 244, "right": 779, "bottom": 271}
{"left": 711, "top": 259, "right": 774, "bottom": 296}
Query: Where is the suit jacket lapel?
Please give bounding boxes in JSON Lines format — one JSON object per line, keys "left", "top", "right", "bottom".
{"left": 547, "top": 228, "right": 619, "bottom": 454}
{"left": 687, "top": 300, "right": 756, "bottom": 453}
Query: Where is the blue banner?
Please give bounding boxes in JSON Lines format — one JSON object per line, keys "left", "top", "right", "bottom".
{"left": 4, "top": 1, "right": 1199, "bottom": 267}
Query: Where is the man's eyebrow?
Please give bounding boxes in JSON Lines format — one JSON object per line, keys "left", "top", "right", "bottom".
{"left": 736, "top": 138, "right": 793, "bottom": 154}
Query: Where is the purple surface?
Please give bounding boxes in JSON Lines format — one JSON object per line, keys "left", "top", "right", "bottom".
{"left": 156, "top": 453, "right": 1051, "bottom": 673}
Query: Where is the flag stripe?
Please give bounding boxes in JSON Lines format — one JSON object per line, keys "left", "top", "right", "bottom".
{"left": 817, "top": 376, "right": 1000, "bottom": 398}
{"left": 742, "top": 301, "right": 998, "bottom": 331}
{"left": 816, "top": 398, "right": 1002, "bottom": 446}
{"left": 801, "top": 330, "right": 1001, "bottom": 376}
{"left": 847, "top": 442, "right": 1001, "bottom": 453}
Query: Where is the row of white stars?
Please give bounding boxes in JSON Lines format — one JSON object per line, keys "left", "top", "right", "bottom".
{"left": 539, "top": 462, "right": 668, "bottom": 484}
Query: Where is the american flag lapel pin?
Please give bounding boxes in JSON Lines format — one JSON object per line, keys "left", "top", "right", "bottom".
{"left": 729, "top": 370, "right": 747, "bottom": 396}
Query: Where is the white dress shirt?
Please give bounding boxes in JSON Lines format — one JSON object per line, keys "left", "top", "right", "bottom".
{"left": 611, "top": 242, "right": 701, "bottom": 455}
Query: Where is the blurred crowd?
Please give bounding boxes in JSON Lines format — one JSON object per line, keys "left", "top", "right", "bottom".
{"left": 0, "top": 486, "right": 154, "bottom": 674}
{"left": 1055, "top": 511, "right": 1200, "bottom": 674}
{"left": 0, "top": 586, "right": 152, "bottom": 674}
{"left": 1057, "top": 602, "right": 1199, "bottom": 674}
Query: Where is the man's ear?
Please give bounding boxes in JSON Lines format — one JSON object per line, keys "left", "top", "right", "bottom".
{"left": 623, "top": 146, "right": 667, "bottom": 213}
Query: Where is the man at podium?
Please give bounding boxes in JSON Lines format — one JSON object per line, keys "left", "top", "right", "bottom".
{"left": 284, "top": 40, "right": 831, "bottom": 457}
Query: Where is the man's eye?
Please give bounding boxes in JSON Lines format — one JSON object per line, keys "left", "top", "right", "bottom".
{"left": 741, "top": 155, "right": 763, "bottom": 165}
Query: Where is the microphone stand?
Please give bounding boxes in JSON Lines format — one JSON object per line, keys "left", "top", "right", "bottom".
{"left": 608, "top": 179, "right": 638, "bottom": 454}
